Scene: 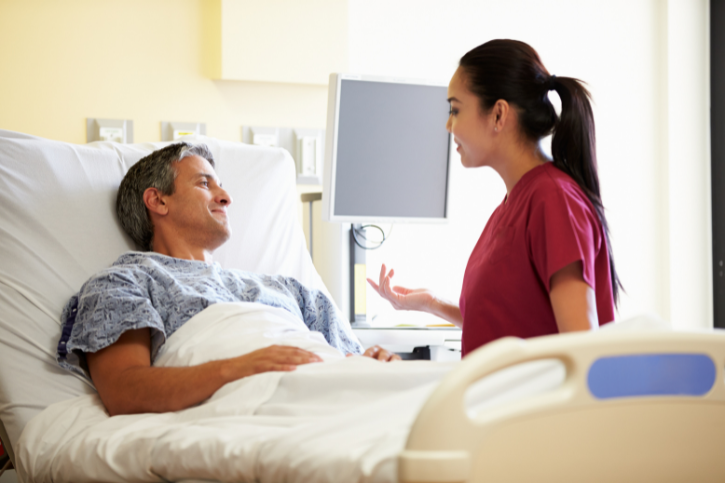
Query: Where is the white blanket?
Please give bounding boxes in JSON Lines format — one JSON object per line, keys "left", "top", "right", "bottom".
{"left": 16, "top": 303, "right": 457, "bottom": 483}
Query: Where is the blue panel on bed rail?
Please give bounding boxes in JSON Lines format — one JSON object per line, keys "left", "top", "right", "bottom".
{"left": 587, "top": 353, "right": 716, "bottom": 399}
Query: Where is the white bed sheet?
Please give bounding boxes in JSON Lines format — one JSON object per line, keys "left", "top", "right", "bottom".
{"left": 16, "top": 303, "right": 456, "bottom": 483}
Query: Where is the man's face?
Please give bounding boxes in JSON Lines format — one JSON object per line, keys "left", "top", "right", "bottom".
{"left": 163, "top": 155, "right": 233, "bottom": 252}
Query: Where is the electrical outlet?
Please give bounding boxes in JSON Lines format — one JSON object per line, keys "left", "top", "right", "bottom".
{"left": 99, "top": 127, "right": 124, "bottom": 143}
{"left": 161, "top": 122, "right": 206, "bottom": 141}
{"left": 86, "top": 118, "right": 133, "bottom": 143}
{"left": 242, "top": 126, "right": 280, "bottom": 147}
{"left": 298, "top": 136, "right": 318, "bottom": 175}
{"left": 242, "top": 126, "right": 325, "bottom": 184}
{"left": 253, "top": 132, "right": 278, "bottom": 147}
{"left": 294, "top": 128, "right": 325, "bottom": 184}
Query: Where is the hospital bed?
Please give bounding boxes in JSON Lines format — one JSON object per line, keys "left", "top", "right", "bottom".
{"left": 0, "top": 129, "right": 723, "bottom": 482}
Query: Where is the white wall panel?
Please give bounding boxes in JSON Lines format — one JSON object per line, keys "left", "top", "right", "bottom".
{"left": 665, "top": 0, "right": 711, "bottom": 328}
{"left": 342, "top": 0, "right": 711, "bottom": 327}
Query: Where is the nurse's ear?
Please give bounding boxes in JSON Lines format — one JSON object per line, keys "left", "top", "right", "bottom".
{"left": 490, "top": 99, "right": 510, "bottom": 133}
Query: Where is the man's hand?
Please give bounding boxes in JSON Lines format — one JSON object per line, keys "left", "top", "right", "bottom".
{"left": 87, "top": 328, "right": 322, "bottom": 416}
{"left": 220, "top": 345, "right": 323, "bottom": 380}
{"left": 348, "top": 345, "right": 401, "bottom": 362}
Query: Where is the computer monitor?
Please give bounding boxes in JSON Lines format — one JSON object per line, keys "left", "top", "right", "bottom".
{"left": 321, "top": 74, "right": 452, "bottom": 224}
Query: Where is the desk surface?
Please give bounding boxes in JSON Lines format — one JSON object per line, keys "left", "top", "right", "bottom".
{"left": 352, "top": 326, "right": 461, "bottom": 331}
{"left": 352, "top": 327, "right": 462, "bottom": 349}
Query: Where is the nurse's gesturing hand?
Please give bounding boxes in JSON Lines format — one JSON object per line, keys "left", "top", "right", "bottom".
{"left": 367, "top": 264, "right": 434, "bottom": 311}
{"left": 367, "top": 264, "right": 463, "bottom": 327}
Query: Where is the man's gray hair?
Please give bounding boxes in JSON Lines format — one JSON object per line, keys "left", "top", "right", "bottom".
{"left": 116, "top": 142, "right": 215, "bottom": 251}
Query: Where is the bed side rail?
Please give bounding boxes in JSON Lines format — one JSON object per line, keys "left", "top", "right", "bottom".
{"left": 398, "top": 329, "right": 725, "bottom": 483}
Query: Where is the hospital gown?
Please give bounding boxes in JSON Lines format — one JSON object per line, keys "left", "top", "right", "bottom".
{"left": 57, "top": 251, "right": 362, "bottom": 380}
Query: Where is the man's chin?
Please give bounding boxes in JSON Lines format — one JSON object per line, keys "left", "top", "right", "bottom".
{"left": 204, "top": 224, "right": 231, "bottom": 253}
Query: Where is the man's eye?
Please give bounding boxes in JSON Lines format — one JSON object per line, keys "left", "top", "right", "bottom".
{"left": 449, "top": 107, "right": 458, "bottom": 116}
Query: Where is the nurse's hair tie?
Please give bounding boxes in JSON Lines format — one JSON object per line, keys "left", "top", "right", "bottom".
{"left": 547, "top": 75, "right": 557, "bottom": 91}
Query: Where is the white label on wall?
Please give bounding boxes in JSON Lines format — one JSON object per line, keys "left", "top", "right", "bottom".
{"left": 99, "top": 127, "right": 124, "bottom": 143}
{"left": 253, "top": 133, "right": 278, "bottom": 147}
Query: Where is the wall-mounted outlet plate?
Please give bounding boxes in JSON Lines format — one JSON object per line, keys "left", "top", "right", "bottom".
{"left": 242, "top": 126, "right": 325, "bottom": 185}
{"left": 161, "top": 121, "right": 206, "bottom": 141}
{"left": 242, "top": 126, "right": 287, "bottom": 148}
{"left": 294, "top": 128, "right": 324, "bottom": 184}
{"left": 86, "top": 118, "right": 133, "bottom": 143}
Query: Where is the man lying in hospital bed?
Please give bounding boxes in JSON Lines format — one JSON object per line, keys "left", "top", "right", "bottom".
{"left": 58, "top": 141, "right": 402, "bottom": 417}
{"left": 2, "top": 131, "right": 454, "bottom": 483}
{"left": 2, "top": 130, "right": 724, "bottom": 483}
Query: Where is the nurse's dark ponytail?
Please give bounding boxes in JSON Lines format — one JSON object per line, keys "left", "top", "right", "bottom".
{"left": 459, "top": 39, "right": 622, "bottom": 303}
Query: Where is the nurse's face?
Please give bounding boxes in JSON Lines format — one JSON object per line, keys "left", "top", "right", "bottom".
{"left": 446, "top": 67, "right": 496, "bottom": 168}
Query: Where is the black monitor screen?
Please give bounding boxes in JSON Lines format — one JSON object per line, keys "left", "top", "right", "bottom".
{"left": 333, "top": 79, "right": 450, "bottom": 219}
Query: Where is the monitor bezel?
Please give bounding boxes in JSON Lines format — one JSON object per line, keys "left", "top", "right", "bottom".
{"left": 322, "top": 73, "right": 452, "bottom": 224}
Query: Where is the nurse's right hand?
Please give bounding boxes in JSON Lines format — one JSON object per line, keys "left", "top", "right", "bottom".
{"left": 366, "top": 264, "right": 435, "bottom": 313}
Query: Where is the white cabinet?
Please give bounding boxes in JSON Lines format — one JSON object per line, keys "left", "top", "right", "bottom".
{"left": 210, "top": 0, "right": 348, "bottom": 85}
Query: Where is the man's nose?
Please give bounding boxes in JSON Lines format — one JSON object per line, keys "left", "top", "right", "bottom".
{"left": 445, "top": 116, "right": 452, "bottom": 133}
{"left": 216, "top": 187, "right": 233, "bottom": 206}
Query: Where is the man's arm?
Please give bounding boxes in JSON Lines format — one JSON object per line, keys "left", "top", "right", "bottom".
{"left": 86, "top": 328, "right": 322, "bottom": 416}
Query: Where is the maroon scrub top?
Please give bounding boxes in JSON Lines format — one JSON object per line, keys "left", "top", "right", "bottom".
{"left": 459, "top": 162, "right": 615, "bottom": 356}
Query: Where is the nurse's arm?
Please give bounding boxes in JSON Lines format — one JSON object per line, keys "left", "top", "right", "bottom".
{"left": 549, "top": 261, "right": 599, "bottom": 333}
{"left": 426, "top": 297, "right": 464, "bottom": 328}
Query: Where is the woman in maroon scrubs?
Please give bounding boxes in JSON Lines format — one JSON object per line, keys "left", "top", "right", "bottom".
{"left": 368, "top": 39, "right": 622, "bottom": 357}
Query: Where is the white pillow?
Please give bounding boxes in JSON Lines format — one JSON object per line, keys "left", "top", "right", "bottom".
{"left": 0, "top": 130, "right": 332, "bottom": 450}
{"left": 198, "top": 137, "right": 330, "bottom": 294}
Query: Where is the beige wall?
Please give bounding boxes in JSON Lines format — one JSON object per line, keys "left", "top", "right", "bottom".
{"left": 0, "top": 0, "right": 329, "bottom": 144}
{"left": 0, "top": 0, "right": 712, "bottom": 328}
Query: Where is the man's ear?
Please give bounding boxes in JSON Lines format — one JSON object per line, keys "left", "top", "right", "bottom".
{"left": 143, "top": 188, "right": 169, "bottom": 217}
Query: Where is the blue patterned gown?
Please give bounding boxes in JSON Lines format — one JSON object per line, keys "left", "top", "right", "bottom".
{"left": 57, "top": 252, "right": 363, "bottom": 380}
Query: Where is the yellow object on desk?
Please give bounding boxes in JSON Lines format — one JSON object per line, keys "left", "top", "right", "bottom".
{"left": 426, "top": 323, "right": 456, "bottom": 327}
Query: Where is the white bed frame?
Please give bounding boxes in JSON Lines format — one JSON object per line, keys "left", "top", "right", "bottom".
{"left": 1, "top": 131, "right": 724, "bottom": 482}
{"left": 399, "top": 329, "right": 725, "bottom": 482}
{"left": 2, "top": 328, "right": 724, "bottom": 482}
